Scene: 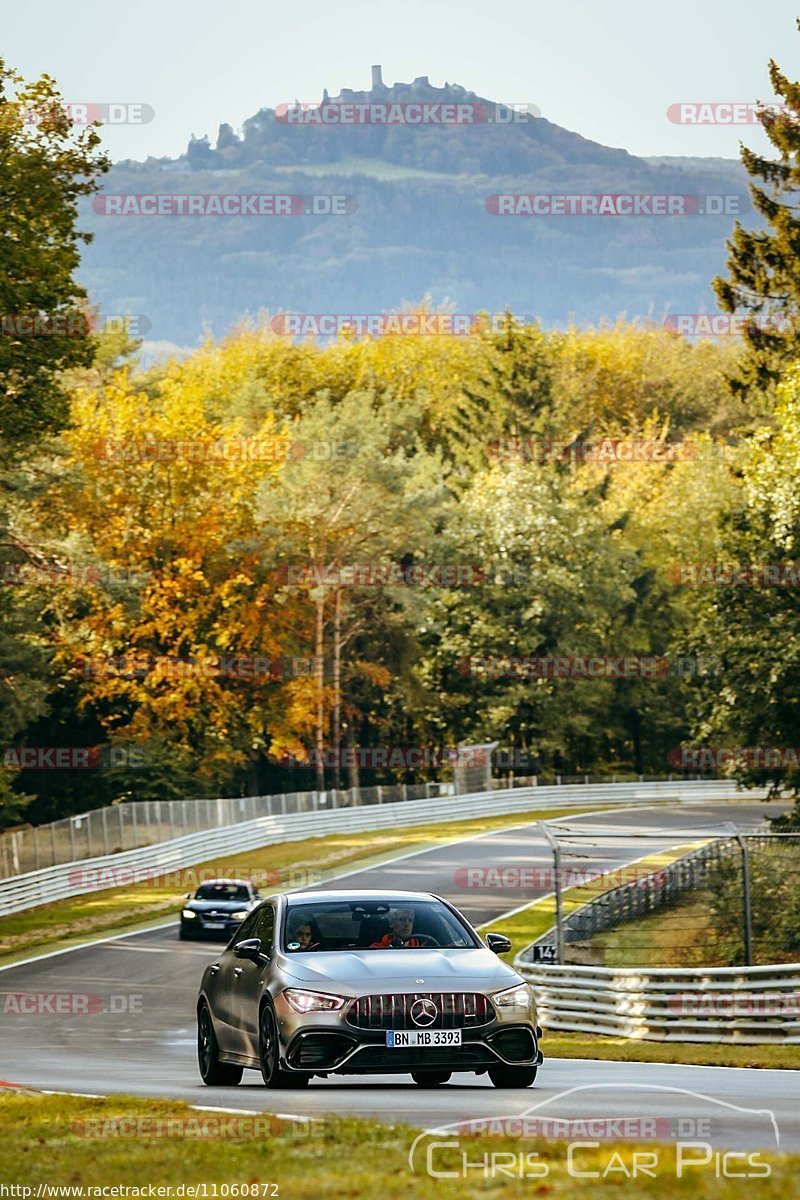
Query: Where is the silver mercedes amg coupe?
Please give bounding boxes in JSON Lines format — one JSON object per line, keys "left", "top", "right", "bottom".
{"left": 196, "top": 889, "right": 543, "bottom": 1088}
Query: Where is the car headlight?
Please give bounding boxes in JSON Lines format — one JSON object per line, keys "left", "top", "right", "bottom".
{"left": 182, "top": 909, "right": 197, "bottom": 919}
{"left": 493, "top": 983, "right": 533, "bottom": 1009}
{"left": 283, "top": 988, "right": 346, "bottom": 1013}
{"left": 231, "top": 911, "right": 249, "bottom": 921}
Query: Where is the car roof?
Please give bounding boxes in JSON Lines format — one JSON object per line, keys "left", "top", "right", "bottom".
{"left": 195, "top": 879, "right": 253, "bottom": 888}
{"left": 284, "top": 889, "right": 438, "bottom": 903}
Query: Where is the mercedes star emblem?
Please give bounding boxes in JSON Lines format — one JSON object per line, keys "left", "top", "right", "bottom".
{"left": 410, "top": 997, "right": 438, "bottom": 1027}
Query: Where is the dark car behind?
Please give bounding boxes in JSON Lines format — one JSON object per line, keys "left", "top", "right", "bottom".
{"left": 180, "top": 879, "right": 260, "bottom": 941}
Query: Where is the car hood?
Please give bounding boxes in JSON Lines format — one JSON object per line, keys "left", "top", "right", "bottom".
{"left": 186, "top": 900, "right": 250, "bottom": 913}
{"left": 278, "top": 947, "right": 520, "bottom": 991}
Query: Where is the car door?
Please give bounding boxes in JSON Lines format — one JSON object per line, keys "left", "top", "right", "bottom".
{"left": 231, "top": 902, "right": 276, "bottom": 1059}
{"left": 210, "top": 908, "right": 261, "bottom": 1056}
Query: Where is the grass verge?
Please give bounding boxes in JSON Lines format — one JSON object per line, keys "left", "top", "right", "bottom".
{"left": 0, "top": 805, "right": 586, "bottom": 964}
{"left": 541, "top": 1032, "right": 800, "bottom": 1070}
{"left": 0, "top": 1091, "right": 796, "bottom": 1197}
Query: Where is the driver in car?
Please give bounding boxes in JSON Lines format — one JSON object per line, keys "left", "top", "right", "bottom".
{"left": 370, "top": 906, "right": 433, "bottom": 948}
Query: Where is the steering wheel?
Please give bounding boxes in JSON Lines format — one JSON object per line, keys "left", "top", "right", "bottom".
{"left": 409, "top": 934, "right": 440, "bottom": 948}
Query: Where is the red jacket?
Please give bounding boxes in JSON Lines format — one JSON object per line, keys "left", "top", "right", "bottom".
{"left": 370, "top": 932, "right": 423, "bottom": 948}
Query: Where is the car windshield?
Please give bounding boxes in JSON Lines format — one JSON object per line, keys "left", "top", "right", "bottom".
{"left": 283, "top": 899, "right": 477, "bottom": 952}
{"left": 194, "top": 884, "right": 250, "bottom": 902}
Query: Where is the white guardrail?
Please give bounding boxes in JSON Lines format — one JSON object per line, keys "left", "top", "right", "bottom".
{"left": 0, "top": 779, "right": 747, "bottom": 916}
{"left": 516, "top": 961, "right": 800, "bottom": 1045}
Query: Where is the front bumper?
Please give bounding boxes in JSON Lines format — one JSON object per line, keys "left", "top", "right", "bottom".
{"left": 181, "top": 915, "right": 242, "bottom": 940}
{"left": 284, "top": 1023, "right": 542, "bottom": 1074}
{"left": 274, "top": 988, "right": 542, "bottom": 1075}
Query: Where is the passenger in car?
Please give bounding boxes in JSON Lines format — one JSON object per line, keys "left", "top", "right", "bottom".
{"left": 289, "top": 919, "right": 322, "bottom": 951}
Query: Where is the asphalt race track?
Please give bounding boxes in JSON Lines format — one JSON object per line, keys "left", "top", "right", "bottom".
{"left": 1, "top": 801, "right": 798, "bottom": 1151}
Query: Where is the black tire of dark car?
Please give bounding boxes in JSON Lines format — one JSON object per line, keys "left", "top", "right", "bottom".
{"left": 259, "top": 1001, "right": 310, "bottom": 1088}
{"left": 197, "top": 1004, "right": 243, "bottom": 1086}
{"left": 487, "top": 1063, "right": 538, "bottom": 1088}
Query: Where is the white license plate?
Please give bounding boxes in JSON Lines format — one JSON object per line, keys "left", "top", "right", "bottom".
{"left": 203, "top": 921, "right": 225, "bottom": 929}
{"left": 386, "top": 1029, "right": 462, "bottom": 1047}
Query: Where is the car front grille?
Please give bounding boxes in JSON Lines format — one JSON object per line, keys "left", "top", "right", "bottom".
{"left": 346, "top": 992, "right": 494, "bottom": 1031}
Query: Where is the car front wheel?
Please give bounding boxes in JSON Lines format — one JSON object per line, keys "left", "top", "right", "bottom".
{"left": 488, "top": 1064, "right": 538, "bottom": 1088}
{"left": 259, "top": 1003, "right": 310, "bottom": 1088}
{"left": 197, "top": 1005, "right": 243, "bottom": 1086}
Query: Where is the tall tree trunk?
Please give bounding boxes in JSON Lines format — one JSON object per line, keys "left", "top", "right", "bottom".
{"left": 332, "top": 586, "right": 342, "bottom": 793}
{"left": 346, "top": 723, "right": 360, "bottom": 794}
{"left": 314, "top": 593, "right": 325, "bottom": 793}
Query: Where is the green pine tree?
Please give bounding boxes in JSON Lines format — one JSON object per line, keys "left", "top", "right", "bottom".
{"left": 713, "top": 19, "right": 800, "bottom": 394}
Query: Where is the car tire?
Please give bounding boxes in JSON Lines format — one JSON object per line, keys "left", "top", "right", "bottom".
{"left": 411, "top": 1070, "right": 451, "bottom": 1087}
{"left": 259, "top": 1002, "right": 311, "bottom": 1088}
{"left": 197, "top": 1004, "right": 243, "bottom": 1086}
{"left": 488, "top": 1064, "right": 538, "bottom": 1088}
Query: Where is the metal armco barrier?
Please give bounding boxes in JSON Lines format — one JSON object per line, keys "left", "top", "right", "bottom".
{"left": 516, "top": 960, "right": 800, "bottom": 1044}
{"left": 0, "top": 779, "right": 746, "bottom": 915}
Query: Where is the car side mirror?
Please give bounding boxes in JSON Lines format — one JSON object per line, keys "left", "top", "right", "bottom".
{"left": 486, "top": 932, "right": 512, "bottom": 955}
{"left": 233, "top": 937, "right": 266, "bottom": 963}
{"left": 185, "top": 893, "right": 192, "bottom": 901}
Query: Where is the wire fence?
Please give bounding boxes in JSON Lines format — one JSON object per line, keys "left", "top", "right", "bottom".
{"left": 526, "top": 831, "right": 800, "bottom": 969}
{"left": 0, "top": 770, "right": 701, "bottom": 881}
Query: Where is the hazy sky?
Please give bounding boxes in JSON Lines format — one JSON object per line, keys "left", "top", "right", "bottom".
{"left": 3, "top": 0, "right": 797, "bottom": 162}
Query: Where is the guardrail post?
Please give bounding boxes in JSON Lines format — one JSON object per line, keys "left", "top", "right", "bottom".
{"left": 280, "top": 794, "right": 287, "bottom": 815}
{"left": 542, "top": 824, "right": 565, "bottom": 964}
{"left": 735, "top": 831, "right": 754, "bottom": 966}
{"left": 50, "top": 823, "right": 57, "bottom": 866}
{"left": 101, "top": 807, "right": 109, "bottom": 856}
{"left": 377, "top": 786, "right": 383, "bottom": 804}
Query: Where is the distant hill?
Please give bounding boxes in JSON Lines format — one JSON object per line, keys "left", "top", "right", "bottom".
{"left": 78, "top": 67, "right": 752, "bottom": 349}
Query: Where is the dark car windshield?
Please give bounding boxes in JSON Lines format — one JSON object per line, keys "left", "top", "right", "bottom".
{"left": 194, "top": 884, "right": 250, "bottom": 902}
{"left": 283, "top": 899, "right": 477, "bottom": 952}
